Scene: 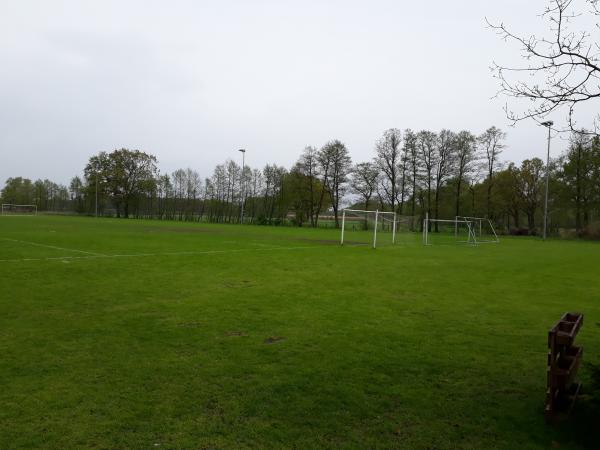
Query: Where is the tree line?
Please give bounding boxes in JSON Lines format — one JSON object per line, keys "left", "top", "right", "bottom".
{"left": 2, "top": 127, "right": 600, "bottom": 236}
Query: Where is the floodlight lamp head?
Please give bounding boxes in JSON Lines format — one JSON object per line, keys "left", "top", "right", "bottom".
{"left": 238, "top": 148, "right": 246, "bottom": 153}
{"left": 541, "top": 121, "right": 554, "bottom": 127}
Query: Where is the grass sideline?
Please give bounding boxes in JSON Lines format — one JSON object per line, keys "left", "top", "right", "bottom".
{"left": 1, "top": 215, "right": 599, "bottom": 449}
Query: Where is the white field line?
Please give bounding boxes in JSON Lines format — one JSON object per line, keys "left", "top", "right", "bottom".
{"left": 1, "top": 238, "right": 107, "bottom": 257}
{"left": 0, "top": 245, "right": 324, "bottom": 263}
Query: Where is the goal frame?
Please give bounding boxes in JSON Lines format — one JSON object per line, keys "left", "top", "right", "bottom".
{"left": 423, "top": 213, "right": 477, "bottom": 246}
{"left": 1, "top": 204, "right": 38, "bottom": 216}
{"left": 455, "top": 216, "right": 500, "bottom": 244}
{"left": 340, "top": 209, "right": 396, "bottom": 249}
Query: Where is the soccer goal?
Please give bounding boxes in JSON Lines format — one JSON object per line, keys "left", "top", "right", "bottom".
{"left": 423, "top": 214, "right": 500, "bottom": 246}
{"left": 455, "top": 216, "right": 499, "bottom": 244}
{"left": 1, "top": 204, "right": 38, "bottom": 216}
{"left": 423, "top": 216, "right": 474, "bottom": 246}
{"left": 340, "top": 209, "right": 397, "bottom": 248}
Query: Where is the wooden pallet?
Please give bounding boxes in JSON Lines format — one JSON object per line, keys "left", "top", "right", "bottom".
{"left": 545, "top": 312, "right": 583, "bottom": 422}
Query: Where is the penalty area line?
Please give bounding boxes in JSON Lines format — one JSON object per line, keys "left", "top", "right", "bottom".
{"left": 0, "top": 244, "right": 326, "bottom": 263}
{"left": 1, "top": 238, "right": 107, "bottom": 257}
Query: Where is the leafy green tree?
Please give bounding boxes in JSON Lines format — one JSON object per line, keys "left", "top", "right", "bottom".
{"left": 495, "top": 164, "right": 522, "bottom": 230}
{"left": 69, "top": 176, "right": 85, "bottom": 212}
{"left": 84, "top": 149, "right": 158, "bottom": 218}
{"left": 557, "top": 134, "right": 600, "bottom": 232}
{"left": 282, "top": 169, "right": 323, "bottom": 227}
{"left": 517, "top": 158, "right": 545, "bottom": 232}
{"left": 295, "top": 147, "right": 320, "bottom": 226}
{"left": 1, "top": 177, "right": 35, "bottom": 205}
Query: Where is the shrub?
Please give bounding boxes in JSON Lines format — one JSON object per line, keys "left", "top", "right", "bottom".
{"left": 582, "top": 222, "right": 600, "bottom": 240}
{"left": 509, "top": 227, "right": 530, "bottom": 236}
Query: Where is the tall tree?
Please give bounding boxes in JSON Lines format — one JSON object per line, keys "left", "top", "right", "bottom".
{"left": 433, "top": 130, "right": 456, "bottom": 231}
{"left": 320, "top": 140, "right": 352, "bottom": 227}
{"left": 69, "top": 176, "right": 85, "bottom": 212}
{"left": 374, "top": 128, "right": 402, "bottom": 212}
{"left": 495, "top": 163, "right": 523, "bottom": 230}
{"left": 400, "top": 129, "right": 417, "bottom": 215}
{"left": 558, "top": 133, "right": 600, "bottom": 231}
{"left": 406, "top": 129, "right": 421, "bottom": 220}
{"left": 453, "top": 130, "right": 478, "bottom": 217}
{"left": 350, "top": 162, "right": 379, "bottom": 210}
{"left": 315, "top": 146, "right": 333, "bottom": 226}
{"left": 478, "top": 126, "right": 506, "bottom": 219}
{"left": 417, "top": 130, "right": 438, "bottom": 228}
{"left": 295, "top": 146, "right": 320, "bottom": 226}
{"left": 516, "top": 158, "right": 545, "bottom": 232}
{"left": 262, "top": 164, "right": 287, "bottom": 223}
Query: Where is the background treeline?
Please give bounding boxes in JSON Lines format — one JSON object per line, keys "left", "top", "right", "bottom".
{"left": 2, "top": 127, "right": 600, "bottom": 237}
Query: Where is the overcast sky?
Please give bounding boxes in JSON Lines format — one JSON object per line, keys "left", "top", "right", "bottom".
{"left": 0, "top": 0, "right": 580, "bottom": 185}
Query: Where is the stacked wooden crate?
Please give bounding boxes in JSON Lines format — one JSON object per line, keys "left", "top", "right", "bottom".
{"left": 545, "top": 312, "right": 584, "bottom": 422}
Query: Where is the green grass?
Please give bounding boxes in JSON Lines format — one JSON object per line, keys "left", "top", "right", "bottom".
{"left": 1, "top": 215, "right": 599, "bottom": 449}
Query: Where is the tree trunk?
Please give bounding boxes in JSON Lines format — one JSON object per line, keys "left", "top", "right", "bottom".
{"left": 434, "top": 189, "right": 440, "bottom": 232}
{"left": 527, "top": 213, "right": 535, "bottom": 232}
{"left": 455, "top": 177, "right": 462, "bottom": 218}
{"left": 486, "top": 182, "right": 492, "bottom": 219}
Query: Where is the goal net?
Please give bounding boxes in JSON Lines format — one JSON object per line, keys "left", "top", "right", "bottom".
{"left": 422, "top": 214, "right": 500, "bottom": 245}
{"left": 1, "top": 204, "right": 38, "bottom": 216}
{"left": 456, "top": 216, "right": 499, "bottom": 244}
{"left": 340, "top": 209, "right": 396, "bottom": 248}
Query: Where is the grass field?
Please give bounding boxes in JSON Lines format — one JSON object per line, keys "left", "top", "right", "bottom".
{"left": 1, "top": 215, "right": 599, "bottom": 449}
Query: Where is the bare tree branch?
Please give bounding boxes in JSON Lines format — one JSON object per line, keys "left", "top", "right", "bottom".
{"left": 488, "top": 0, "right": 600, "bottom": 134}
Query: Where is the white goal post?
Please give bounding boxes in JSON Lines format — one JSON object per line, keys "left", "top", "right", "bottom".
{"left": 340, "top": 209, "right": 396, "bottom": 248}
{"left": 1, "top": 204, "right": 38, "bottom": 216}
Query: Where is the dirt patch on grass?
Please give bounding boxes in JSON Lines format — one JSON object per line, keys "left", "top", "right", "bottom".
{"left": 295, "top": 238, "right": 367, "bottom": 245}
{"left": 145, "top": 227, "right": 221, "bottom": 234}
{"left": 223, "top": 280, "right": 254, "bottom": 289}
{"left": 177, "top": 321, "right": 202, "bottom": 328}
{"left": 226, "top": 331, "right": 248, "bottom": 337}
{"left": 264, "top": 336, "right": 284, "bottom": 344}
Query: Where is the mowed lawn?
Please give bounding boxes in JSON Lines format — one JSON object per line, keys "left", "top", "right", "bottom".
{"left": 1, "top": 216, "right": 599, "bottom": 449}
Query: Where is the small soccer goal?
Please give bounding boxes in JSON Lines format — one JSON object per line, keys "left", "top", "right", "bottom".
{"left": 455, "top": 216, "right": 499, "bottom": 244}
{"left": 1, "top": 204, "right": 38, "bottom": 216}
{"left": 340, "top": 209, "right": 397, "bottom": 248}
{"left": 422, "top": 214, "right": 500, "bottom": 246}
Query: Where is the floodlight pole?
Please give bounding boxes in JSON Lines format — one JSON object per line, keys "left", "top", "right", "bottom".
{"left": 238, "top": 149, "right": 246, "bottom": 224}
{"left": 541, "top": 121, "right": 553, "bottom": 240}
